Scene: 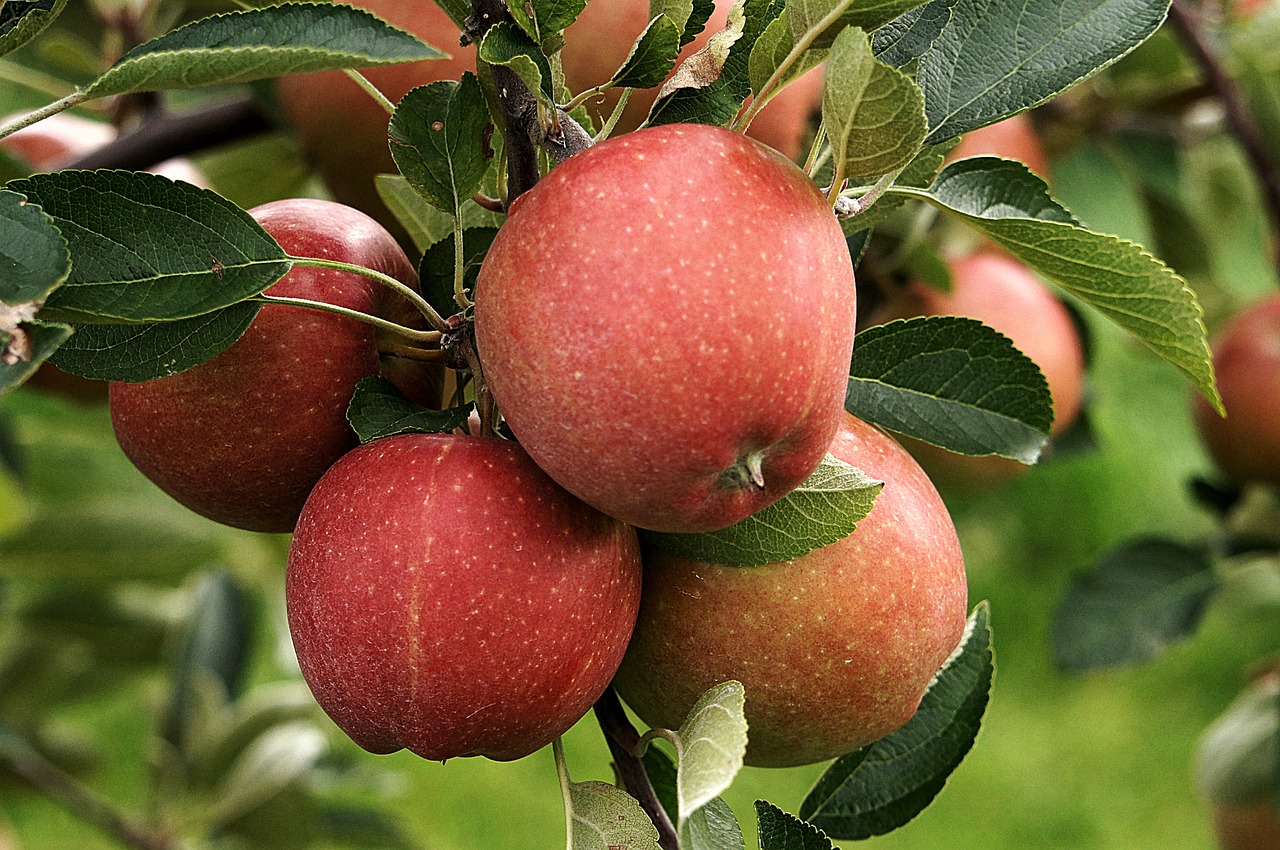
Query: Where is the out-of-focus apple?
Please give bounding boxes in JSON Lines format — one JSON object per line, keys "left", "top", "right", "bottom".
{"left": 473, "top": 123, "right": 857, "bottom": 533}
{"left": 286, "top": 432, "right": 642, "bottom": 761}
{"left": 109, "top": 198, "right": 439, "bottom": 533}
{"left": 1192, "top": 294, "right": 1280, "bottom": 487}
{"left": 947, "top": 113, "right": 1050, "bottom": 179}
{"left": 870, "top": 250, "right": 1086, "bottom": 489}
{"left": 614, "top": 411, "right": 969, "bottom": 767}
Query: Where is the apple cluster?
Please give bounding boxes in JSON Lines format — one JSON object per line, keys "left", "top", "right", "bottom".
{"left": 97, "top": 4, "right": 974, "bottom": 772}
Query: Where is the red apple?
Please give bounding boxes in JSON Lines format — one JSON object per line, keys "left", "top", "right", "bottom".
{"left": 109, "top": 198, "right": 439, "bottom": 533}
{"left": 1192, "top": 293, "right": 1280, "bottom": 487}
{"left": 473, "top": 123, "right": 857, "bottom": 533}
{"left": 870, "top": 250, "right": 1086, "bottom": 488}
{"left": 947, "top": 113, "right": 1050, "bottom": 179}
{"left": 285, "top": 432, "right": 642, "bottom": 762}
{"left": 613, "top": 411, "right": 969, "bottom": 767}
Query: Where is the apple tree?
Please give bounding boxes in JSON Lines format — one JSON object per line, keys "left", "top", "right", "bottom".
{"left": 0, "top": 0, "right": 1239, "bottom": 847}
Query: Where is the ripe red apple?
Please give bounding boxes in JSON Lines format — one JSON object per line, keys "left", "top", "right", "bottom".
{"left": 110, "top": 198, "right": 440, "bottom": 533}
{"left": 869, "top": 250, "right": 1086, "bottom": 488}
{"left": 1192, "top": 293, "right": 1280, "bottom": 487}
{"left": 285, "top": 432, "right": 642, "bottom": 762}
{"left": 613, "top": 411, "right": 969, "bottom": 767}
{"left": 473, "top": 123, "right": 857, "bottom": 533}
{"left": 947, "top": 113, "right": 1050, "bottom": 179}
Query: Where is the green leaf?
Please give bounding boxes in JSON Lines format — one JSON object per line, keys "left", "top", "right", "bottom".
{"left": 568, "top": 781, "right": 662, "bottom": 850}
{"left": 511, "top": 0, "right": 587, "bottom": 44}
{"left": 0, "top": 189, "right": 70, "bottom": 305}
{"left": 681, "top": 797, "right": 745, "bottom": 850}
{"left": 0, "top": 320, "right": 71, "bottom": 396}
{"left": 1051, "top": 537, "right": 1219, "bottom": 671}
{"left": 478, "top": 21, "right": 555, "bottom": 104}
{"left": 10, "top": 171, "right": 288, "bottom": 323}
{"left": 747, "top": 15, "right": 826, "bottom": 99}
{"left": 647, "top": 0, "right": 774, "bottom": 128}
{"left": 823, "top": 27, "right": 927, "bottom": 182}
{"left": 0, "top": 0, "right": 67, "bottom": 60}
{"left": 375, "top": 174, "right": 504, "bottom": 254}
{"left": 798, "top": 603, "right": 994, "bottom": 839}
{"left": 642, "top": 453, "right": 882, "bottom": 567}
{"left": 918, "top": 0, "right": 1169, "bottom": 142}
{"left": 420, "top": 226, "right": 499, "bottom": 319}
{"left": 346, "top": 376, "right": 473, "bottom": 443}
{"left": 208, "top": 721, "right": 327, "bottom": 829}
{"left": 83, "top": 3, "right": 447, "bottom": 98}
{"left": 661, "top": 680, "right": 748, "bottom": 824}
{"left": 653, "top": 0, "right": 696, "bottom": 35}
{"left": 786, "top": 0, "right": 857, "bottom": 47}
{"left": 612, "top": 14, "right": 683, "bottom": 89}
{"left": 48, "top": 303, "right": 260, "bottom": 382}
{"left": 1194, "top": 677, "right": 1280, "bottom": 806}
{"left": 871, "top": 0, "right": 955, "bottom": 68}
{"left": 755, "top": 801, "right": 836, "bottom": 850}
{"left": 389, "top": 74, "right": 492, "bottom": 217}
{"left": 846, "top": 317, "right": 1053, "bottom": 460}
{"left": 895, "top": 159, "right": 1221, "bottom": 412}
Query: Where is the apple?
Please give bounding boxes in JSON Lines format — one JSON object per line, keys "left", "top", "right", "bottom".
{"left": 1192, "top": 293, "right": 1280, "bottom": 487}
{"left": 613, "top": 411, "right": 969, "bottom": 767}
{"left": 1212, "top": 801, "right": 1280, "bottom": 850}
{"left": 869, "top": 250, "right": 1086, "bottom": 488}
{"left": 472, "top": 123, "right": 857, "bottom": 533}
{"left": 109, "top": 198, "right": 440, "bottom": 533}
{"left": 285, "top": 432, "right": 642, "bottom": 762}
{"left": 947, "top": 113, "right": 1049, "bottom": 179}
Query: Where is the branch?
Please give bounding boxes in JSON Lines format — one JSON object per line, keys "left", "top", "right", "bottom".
{"left": 593, "top": 687, "right": 680, "bottom": 850}
{"left": 63, "top": 94, "right": 272, "bottom": 172}
{"left": 1165, "top": 0, "right": 1280, "bottom": 267}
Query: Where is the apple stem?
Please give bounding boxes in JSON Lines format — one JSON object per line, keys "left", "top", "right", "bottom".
{"left": 253, "top": 295, "right": 442, "bottom": 344}
{"left": 289, "top": 255, "right": 449, "bottom": 332}
{"left": 343, "top": 69, "right": 395, "bottom": 115}
{"left": 593, "top": 687, "right": 681, "bottom": 850}
{"left": 720, "top": 450, "right": 767, "bottom": 491}
{"left": 552, "top": 738, "right": 575, "bottom": 850}
{"left": 378, "top": 341, "right": 454, "bottom": 363}
{"left": 0, "top": 90, "right": 91, "bottom": 143}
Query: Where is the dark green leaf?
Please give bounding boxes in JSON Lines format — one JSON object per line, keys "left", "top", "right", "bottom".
{"left": 748, "top": 15, "right": 826, "bottom": 99}
{"left": 918, "top": 0, "right": 1169, "bottom": 142}
{"left": 643, "top": 745, "right": 679, "bottom": 823}
{"left": 84, "top": 3, "right": 447, "bottom": 97}
{"left": 798, "top": 603, "right": 994, "bottom": 839}
{"left": 477, "top": 21, "right": 555, "bottom": 104}
{"left": 755, "top": 801, "right": 836, "bottom": 850}
{"left": 642, "top": 453, "right": 882, "bottom": 567}
{"left": 10, "top": 171, "right": 288, "bottom": 323}
{"left": 49, "top": 302, "right": 261, "bottom": 382}
{"left": 0, "top": 189, "right": 70, "bottom": 304}
{"left": 512, "top": 0, "right": 587, "bottom": 44}
{"left": 1052, "top": 537, "right": 1218, "bottom": 671}
{"left": 871, "top": 0, "right": 955, "bottom": 67}
{"left": 0, "top": 320, "right": 71, "bottom": 396}
{"left": 347, "top": 376, "right": 472, "bottom": 442}
{"left": 613, "top": 14, "right": 683, "bottom": 89}
{"left": 420, "top": 226, "right": 499, "bottom": 318}
{"left": 894, "top": 159, "right": 1220, "bottom": 412}
{"left": 846, "top": 317, "right": 1052, "bottom": 460}
{"left": 389, "top": 74, "right": 492, "bottom": 216}
{"left": 165, "top": 570, "right": 254, "bottom": 747}
{"left": 0, "top": 0, "right": 67, "bottom": 60}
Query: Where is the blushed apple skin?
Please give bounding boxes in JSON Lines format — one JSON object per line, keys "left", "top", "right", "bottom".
{"left": 285, "top": 433, "right": 643, "bottom": 762}
{"left": 473, "top": 123, "right": 857, "bottom": 533}
{"left": 613, "top": 412, "right": 969, "bottom": 767}
{"left": 109, "top": 198, "right": 437, "bottom": 533}
{"left": 1192, "top": 294, "right": 1280, "bottom": 487}
{"left": 870, "top": 251, "right": 1086, "bottom": 488}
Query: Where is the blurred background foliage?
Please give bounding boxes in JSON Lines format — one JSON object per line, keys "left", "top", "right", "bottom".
{"left": 2, "top": 0, "right": 1280, "bottom": 848}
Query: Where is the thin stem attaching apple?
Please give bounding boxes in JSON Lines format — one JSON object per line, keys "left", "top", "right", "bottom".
{"left": 0, "top": 90, "right": 91, "bottom": 143}
{"left": 253, "top": 294, "right": 442, "bottom": 345}
{"left": 552, "top": 738, "right": 575, "bottom": 850}
{"left": 289, "top": 256, "right": 449, "bottom": 332}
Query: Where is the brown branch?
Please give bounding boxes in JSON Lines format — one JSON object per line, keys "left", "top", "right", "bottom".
{"left": 62, "top": 94, "right": 272, "bottom": 172}
{"left": 593, "top": 687, "right": 680, "bottom": 850}
{"left": 1165, "top": 0, "right": 1280, "bottom": 267}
